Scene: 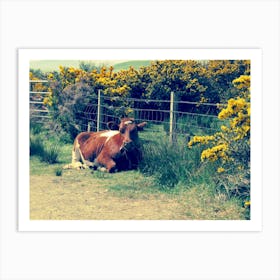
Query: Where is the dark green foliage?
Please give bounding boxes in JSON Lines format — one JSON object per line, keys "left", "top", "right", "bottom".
{"left": 30, "top": 122, "right": 44, "bottom": 135}
{"left": 139, "top": 138, "right": 203, "bottom": 189}
{"left": 40, "top": 143, "right": 60, "bottom": 164}
{"left": 30, "top": 134, "right": 60, "bottom": 164}
{"left": 55, "top": 167, "right": 63, "bottom": 176}
{"left": 49, "top": 81, "right": 97, "bottom": 140}
{"left": 30, "top": 134, "right": 44, "bottom": 156}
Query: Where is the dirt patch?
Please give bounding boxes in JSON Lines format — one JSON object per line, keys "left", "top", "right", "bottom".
{"left": 30, "top": 174, "right": 187, "bottom": 220}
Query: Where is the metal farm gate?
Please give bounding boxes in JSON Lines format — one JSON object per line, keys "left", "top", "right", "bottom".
{"left": 29, "top": 80, "right": 50, "bottom": 123}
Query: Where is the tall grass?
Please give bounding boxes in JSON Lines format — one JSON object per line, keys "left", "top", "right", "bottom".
{"left": 139, "top": 138, "right": 214, "bottom": 189}
{"left": 30, "top": 134, "right": 60, "bottom": 164}
{"left": 40, "top": 143, "right": 60, "bottom": 164}
{"left": 30, "top": 134, "right": 44, "bottom": 156}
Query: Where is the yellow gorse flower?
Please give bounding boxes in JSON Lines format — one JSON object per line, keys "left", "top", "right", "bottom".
{"left": 244, "top": 201, "right": 251, "bottom": 207}
{"left": 201, "top": 143, "right": 229, "bottom": 162}
{"left": 188, "top": 135, "right": 215, "bottom": 147}
{"left": 233, "top": 75, "right": 250, "bottom": 90}
{"left": 217, "top": 167, "right": 225, "bottom": 173}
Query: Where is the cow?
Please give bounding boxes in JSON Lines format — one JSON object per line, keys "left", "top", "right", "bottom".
{"left": 63, "top": 118, "right": 147, "bottom": 173}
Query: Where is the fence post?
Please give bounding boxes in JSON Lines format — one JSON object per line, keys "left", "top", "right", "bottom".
{"left": 169, "top": 91, "right": 174, "bottom": 143}
{"left": 169, "top": 91, "right": 177, "bottom": 143}
{"left": 97, "top": 89, "right": 102, "bottom": 132}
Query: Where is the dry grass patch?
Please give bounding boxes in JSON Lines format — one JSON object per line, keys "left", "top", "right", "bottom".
{"left": 30, "top": 169, "right": 246, "bottom": 220}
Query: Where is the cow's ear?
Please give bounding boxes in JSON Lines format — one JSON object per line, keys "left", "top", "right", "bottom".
{"left": 107, "top": 121, "right": 119, "bottom": 130}
{"left": 137, "top": 122, "right": 147, "bottom": 131}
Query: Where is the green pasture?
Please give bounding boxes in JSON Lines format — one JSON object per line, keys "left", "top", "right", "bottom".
{"left": 29, "top": 123, "right": 249, "bottom": 220}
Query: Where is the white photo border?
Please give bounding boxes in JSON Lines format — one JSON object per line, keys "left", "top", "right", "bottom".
{"left": 18, "top": 48, "right": 262, "bottom": 232}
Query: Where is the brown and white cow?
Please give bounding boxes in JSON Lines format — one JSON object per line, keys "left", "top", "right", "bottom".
{"left": 64, "top": 118, "right": 147, "bottom": 172}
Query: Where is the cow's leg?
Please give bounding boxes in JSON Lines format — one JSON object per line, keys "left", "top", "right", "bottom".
{"left": 107, "top": 159, "right": 117, "bottom": 173}
{"left": 95, "top": 155, "right": 117, "bottom": 173}
{"left": 63, "top": 144, "right": 84, "bottom": 169}
{"left": 63, "top": 140, "right": 93, "bottom": 170}
{"left": 78, "top": 148, "right": 94, "bottom": 169}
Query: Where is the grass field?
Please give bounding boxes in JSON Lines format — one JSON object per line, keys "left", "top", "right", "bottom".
{"left": 30, "top": 126, "right": 247, "bottom": 220}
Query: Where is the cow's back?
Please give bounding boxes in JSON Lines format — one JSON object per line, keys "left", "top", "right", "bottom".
{"left": 75, "top": 131, "right": 106, "bottom": 161}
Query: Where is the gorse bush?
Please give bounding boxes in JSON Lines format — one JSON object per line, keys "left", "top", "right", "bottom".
{"left": 31, "top": 59, "right": 250, "bottom": 140}
{"left": 188, "top": 75, "right": 251, "bottom": 200}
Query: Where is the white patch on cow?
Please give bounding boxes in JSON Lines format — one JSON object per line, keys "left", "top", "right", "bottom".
{"left": 63, "top": 139, "right": 93, "bottom": 170}
{"left": 124, "top": 120, "right": 133, "bottom": 125}
{"left": 98, "top": 167, "right": 107, "bottom": 172}
{"left": 72, "top": 141, "right": 80, "bottom": 163}
{"left": 63, "top": 162, "right": 88, "bottom": 170}
{"left": 100, "top": 130, "right": 120, "bottom": 143}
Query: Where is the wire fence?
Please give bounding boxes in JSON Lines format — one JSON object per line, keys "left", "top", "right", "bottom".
{"left": 74, "top": 90, "right": 226, "bottom": 142}
{"left": 30, "top": 81, "right": 226, "bottom": 142}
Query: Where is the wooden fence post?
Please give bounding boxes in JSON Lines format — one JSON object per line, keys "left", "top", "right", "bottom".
{"left": 97, "top": 89, "right": 103, "bottom": 132}
{"left": 87, "top": 122, "right": 91, "bottom": 132}
{"left": 169, "top": 91, "right": 176, "bottom": 143}
{"left": 169, "top": 91, "right": 174, "bottom": 143}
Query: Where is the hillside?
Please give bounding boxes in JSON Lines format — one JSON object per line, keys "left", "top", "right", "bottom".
{"left": 30, "top": 60, "right": 151, "bottom": 72}
{"left": 113, "top": 60, "right": 151, "bottom": 71}
{"left": 30, "top": 60, "right": 81, "bottom": 72}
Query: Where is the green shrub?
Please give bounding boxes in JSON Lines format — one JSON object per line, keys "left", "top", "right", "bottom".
{"left": 48, "top": 81, "right": 97, "bottom": 140}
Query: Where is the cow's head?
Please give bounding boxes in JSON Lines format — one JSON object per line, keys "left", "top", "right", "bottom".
{"left": 119, "top": 118, "right": 147, "bottom": 152}
{"left": 108, "top": 118, "right": 147, "bottom": 152}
